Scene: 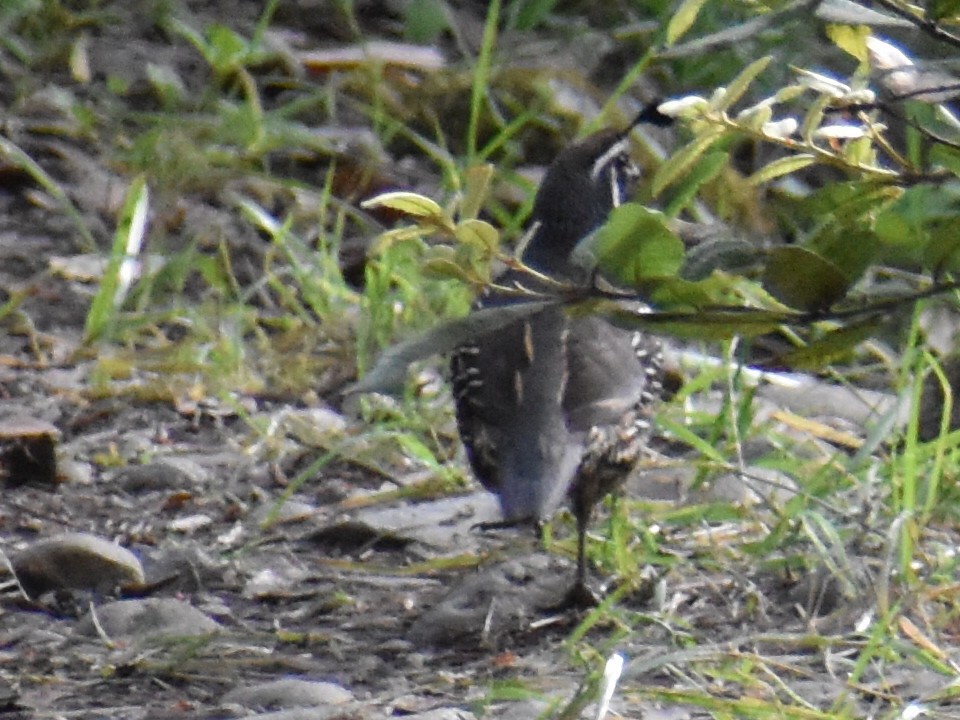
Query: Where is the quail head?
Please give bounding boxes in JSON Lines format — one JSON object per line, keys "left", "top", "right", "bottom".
{"left": 451, "top": 116, "right": 664, "bottom": 606}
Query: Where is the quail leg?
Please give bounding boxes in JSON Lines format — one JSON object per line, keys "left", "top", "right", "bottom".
{"left": 539, "top": 490, "right": 602, "bottom": 611}
{"left": 562, "top": 509, "right": 603, "bottom": 608}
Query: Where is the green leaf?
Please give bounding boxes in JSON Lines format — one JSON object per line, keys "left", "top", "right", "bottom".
{"left": 799, "top": 93, "right": 830, "bottom": 142}
{"left": 84, "top": 175, "right": 150, "bottom": 344}
{"left": 929, "top": 143, "right": 960, "bottom": 176}
{"left": 422, "top": 256, "right": 475, "bottom": 282}
{"left": 594, "top": 301, "right": 787, "bottom": 341}
{"left": 925, "top": 217, "right": 960, "bottom": 273}
{"left": 404, "top": 0, "right": 449, "bottom": 42}
{"left": 650, "top": 275, "right": 733, "bottom": 308}
{"left": 807, "top": 223, "right": 879, "bottom": 283}
{"left": 361, "top": 191, "right": 447, "bottom": 221}
{"left": 594, "top": 205, "right": 685, "bottom": 287}
{"left": 651, "top": 127, "right": 727, "bottom": 197}
{"left": 774, "top": 320, "right": 881, "bottom": 371}
{"left": 874, "top": 184, "right": 956, "bottom": 252}
{"left": 762, "top": 246, "right": 850, "bottom": 312}
{"left": 798, "top": 181, "right": 900, "bottom": 226}
{"left": 712, "top": 56, "right": 773, "bottom": 112}
{"left": 666, "top": 0, "right": 708, "bottom": 46}
{"left": 664, "top": 150, "right": 728, "bottom": 217}
{"left": 205, "top": 24, "right": 250, "bottom": 73}
{"left": 454, "top": 218, "right": 499, "bottom": 252}
{"left": 460, "top": 163, "right": 494, "bottom": 220}
{"left": 875, "top": 212, "right": 917, "bottom": 249}
{"left": 745, "top": 154, "right": 816, "bottom": 187}
{"left": 656, "top": 417, "right": 728, "bottom": 463}
{"left": 370, "top": 225, "right": 431, "bottom": 249}
{"left": 826, "top": 23, "right": 870, "bottom": 63}
{"left": 843, "top": 136, "right": 876, "bottom": 167}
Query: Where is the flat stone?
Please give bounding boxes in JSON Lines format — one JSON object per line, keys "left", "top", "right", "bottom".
{"left": 12, "top": 532, "right": 144, "bottom": 598}
{"left": 76, "top": 598, "right": 220, "bottom": 640}
{"left": 222, "top": 679, "right": 354, "bottom": 710}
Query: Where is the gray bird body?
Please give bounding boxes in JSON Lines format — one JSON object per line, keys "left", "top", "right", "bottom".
{"left": 451, "top": 124, "right": 663, "bottom": 601}
{"left": 453, "top": 300, "right": 579, "bottom": 521}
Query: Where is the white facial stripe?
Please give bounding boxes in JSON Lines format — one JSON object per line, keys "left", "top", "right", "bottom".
{"left": 610, "top": 170, "right": 622, "bottom": 207}
{"left": 590, "top": 136, "right": 630, "bottom": 180}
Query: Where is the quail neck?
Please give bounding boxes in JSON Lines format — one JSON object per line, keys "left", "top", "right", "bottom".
{"left": 521, "top": 128, "right": 637, "bottom": 277}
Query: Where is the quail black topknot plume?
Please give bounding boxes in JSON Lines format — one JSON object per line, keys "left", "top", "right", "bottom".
{"left": 451, "top": 114, "right": 664, "bottom": 605}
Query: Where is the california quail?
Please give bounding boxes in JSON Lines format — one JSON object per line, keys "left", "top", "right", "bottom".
{"left": 451, "top": 121, "right": 664, "bottom": 606}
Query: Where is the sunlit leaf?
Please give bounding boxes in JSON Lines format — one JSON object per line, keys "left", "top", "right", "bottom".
{"left": 651, "top": 127, "right": 727, "bottom": 197}
{"left": 454, "top": 218, "right": 499, "bottom": 252}
{"left": 827, "top": 23, "right": 870, "bottom": 63}
{"left": 843, "top": 135, "right": 876, "bottom": 166}
{"left": 713, "top": 56, "right": 773, "bottom": 112}
{"left": 650, "top": 274, "right": 735, "bottom": 308}
{"left": 745, "top": 154, "right": 816, "bottom": 187}
{"left": 762, "top": 246, "right": 850, "bottom": 311}
{"left": 205, "top": 24, "right": 251, "bottom": 73}
{"left": 666, "top": 0, "right": 708, "bottom": 46}
{"left": 70, "top": 33, "right": 91, "bottom": 84}
{"left": 595, "top": 301, "right": 787, "bottom": 341}
{"left": 460, "top": 163, "right": 494, "bottom": 220}
{"left": 84, "top": 175, "right": 150, "bottom": 344}
{"left": 874, "top": 211, "right": 917, "bottom": 247}
{"left": 799, "top": 94, "right": 830, "bottom": 141}
{"left": 361, "top": 191, "right": 447, "bottom": 220}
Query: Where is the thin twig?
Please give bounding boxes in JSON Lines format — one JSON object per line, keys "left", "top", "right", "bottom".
{"left": 871, "top": 0, "right": 960, "bottom": 50}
